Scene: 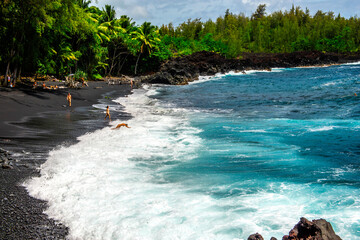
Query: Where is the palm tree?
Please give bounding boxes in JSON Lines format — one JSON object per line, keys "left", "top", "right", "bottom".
{"left": 142, "top": 22, "right": 156, "bottom": 35}
{"left": 101, "top": 20, "right": 127, "bottom": 75}
{"left": 91, "top": 11, "right": 125, "bottom": 44}
{"left": 76, "top": 0, "right": 92, "bottom": 9}
{"left": 119, "top": 15, "right": 135, "bottom": 31}
{"left": 102, "top": 4, "right": 116, "bottom": 23}
{"left": 132, "top": 22, "right": 161, "bottom": 75}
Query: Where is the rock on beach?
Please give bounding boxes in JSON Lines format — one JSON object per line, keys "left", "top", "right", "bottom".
{"left": 247, "top": 217, "right": 342, "bottom": 240}
{"left": 0, "top": 148, "right": 13, "bottom": 169}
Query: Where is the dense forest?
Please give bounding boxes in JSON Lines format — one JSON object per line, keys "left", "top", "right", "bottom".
{"left": 1, "top": 0, "right": 359, "bottom": 84}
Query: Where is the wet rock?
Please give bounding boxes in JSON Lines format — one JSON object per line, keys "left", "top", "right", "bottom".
{"left": 312, "top": 219, "right": 342, "bottom": 240}
{"left": 282, "top": 217, "right": 342, "bottom": 240}
{"left": 2, "top": 162, "right": 13, "bottom": 169}
{"left": 246, "top": 218, "right": 341, "bottom": 240}
{"left": 248, "top": 233, "right": 264, "bottom": 240}
{"left": 0, "top": 148, "right": 8, "bottom": 153}
{"left": 2, "top": 158, "right": 12, "bottom": 169}
{"left": 1, "top": 149, "right": 13, "bottom": 169}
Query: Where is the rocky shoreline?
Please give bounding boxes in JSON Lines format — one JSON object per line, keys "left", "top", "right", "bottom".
{"left": 248, "top": 217, "right": 342, "bottom": 240}
{"left": 140, "top": 51, "right": 360, "bottom": 85}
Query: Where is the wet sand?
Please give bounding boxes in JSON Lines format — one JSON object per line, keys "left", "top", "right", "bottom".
{"left": 0, "top": 81, "right": 132, "bottom": 239}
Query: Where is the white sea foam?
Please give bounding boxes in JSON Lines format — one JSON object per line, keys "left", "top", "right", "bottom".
{"left": 189, "top": 73, "right": 226, "bottom": 85}
{"left": 308, "top": 126, "right": 335, "bottom": 132}
{"left": 238, "top": 129, "right": 267, "bottom": 133}
{"left": 270, "top": 68, "right": 287, "bottom": 72}
{"left": 188, "top": 75, "right": 215, "bottom": 85}
{"left": 190, "top": 68, "right": 285, "bottom": 85}
{"left": 24, "top": 86, "right": 210, "bottom": 239}
{"left": 321, "top": 81, "right": 339, "bottom": 87}
{"left": 342, "top": 61, "right": 360, "bottom": 66}
{"left": 315, "top": 166, "right": 358, "bottom": 179}
{"left": 225, "top": 69, "right": 282, "bottom": 75}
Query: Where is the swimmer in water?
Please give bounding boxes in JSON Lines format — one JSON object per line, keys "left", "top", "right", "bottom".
{"left": 112, "top": 123, "right": 131, "bottom": 129}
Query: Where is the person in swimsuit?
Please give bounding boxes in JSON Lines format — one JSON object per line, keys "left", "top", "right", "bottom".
{"left": 104, "top": 106, "right": 111, "bottom": 121}
{"left": 67, "top": 92, "right": 72, "bottom": 107}
{"left": 112, "top": 123, "right": 131, "bottom": 129}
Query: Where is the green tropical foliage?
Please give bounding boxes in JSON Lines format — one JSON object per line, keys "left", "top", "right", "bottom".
{"left": 164, "top": 5, "right": 360, "bottom": 58}
{"left": 0, "top": 1, "right": 359, "bottom": 83}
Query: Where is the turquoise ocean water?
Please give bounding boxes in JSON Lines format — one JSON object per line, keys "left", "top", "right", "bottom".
{"left": 26, "top": 63, "right": 360, "bottom": 239}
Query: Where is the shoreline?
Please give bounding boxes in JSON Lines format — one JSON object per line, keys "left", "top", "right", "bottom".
{"left": 139, "top": 51, "right": 360, "bottom": 85}
{"left": 1, "top": 51, "right": 357, "bottom": 239}
{"left": 0, "top": 81, "right": 132, "bottom": 239}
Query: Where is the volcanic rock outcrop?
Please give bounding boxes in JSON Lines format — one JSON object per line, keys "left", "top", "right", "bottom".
{"left": 140, "top": 51, "right": 360, "bottom": 85}
{"left": 247, "top": 217, "right": 342, "bottom": 240}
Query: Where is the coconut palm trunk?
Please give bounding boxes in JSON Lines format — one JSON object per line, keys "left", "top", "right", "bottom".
{"left": 135, "top": 52, "right": 141, "bottom": 75}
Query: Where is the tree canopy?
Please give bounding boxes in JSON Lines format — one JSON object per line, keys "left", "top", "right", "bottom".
{"left": 163, "top": 5, "right": 359, "bottom": 57}
{"left": 0, "top": 2, "right": 359, "bottom": 82}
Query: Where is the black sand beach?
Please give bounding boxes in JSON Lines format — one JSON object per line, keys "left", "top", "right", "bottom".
{"left": 0, "top": 81, "right": 132, "bottom": 239}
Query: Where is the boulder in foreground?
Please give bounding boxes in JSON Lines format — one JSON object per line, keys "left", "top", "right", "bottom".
{"left": 248, "top": 217, "right": 342, "bottom": 240}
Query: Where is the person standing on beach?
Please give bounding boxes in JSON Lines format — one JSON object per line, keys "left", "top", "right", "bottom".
{"left": 104, "top": 106, "right": 111, "bottom": 121}
{"left": 9, "top": 76, "right": 13, "bottom": 88}
{"left": 67, "top": 93, "right": 72, "bottom": 107}
{"left": 7, "top": 75, "right": 11, "bottom": 87}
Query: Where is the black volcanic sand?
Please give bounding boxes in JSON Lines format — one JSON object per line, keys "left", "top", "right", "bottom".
{"left": 0, "top": 81, "right": 132, "bottom": 239}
